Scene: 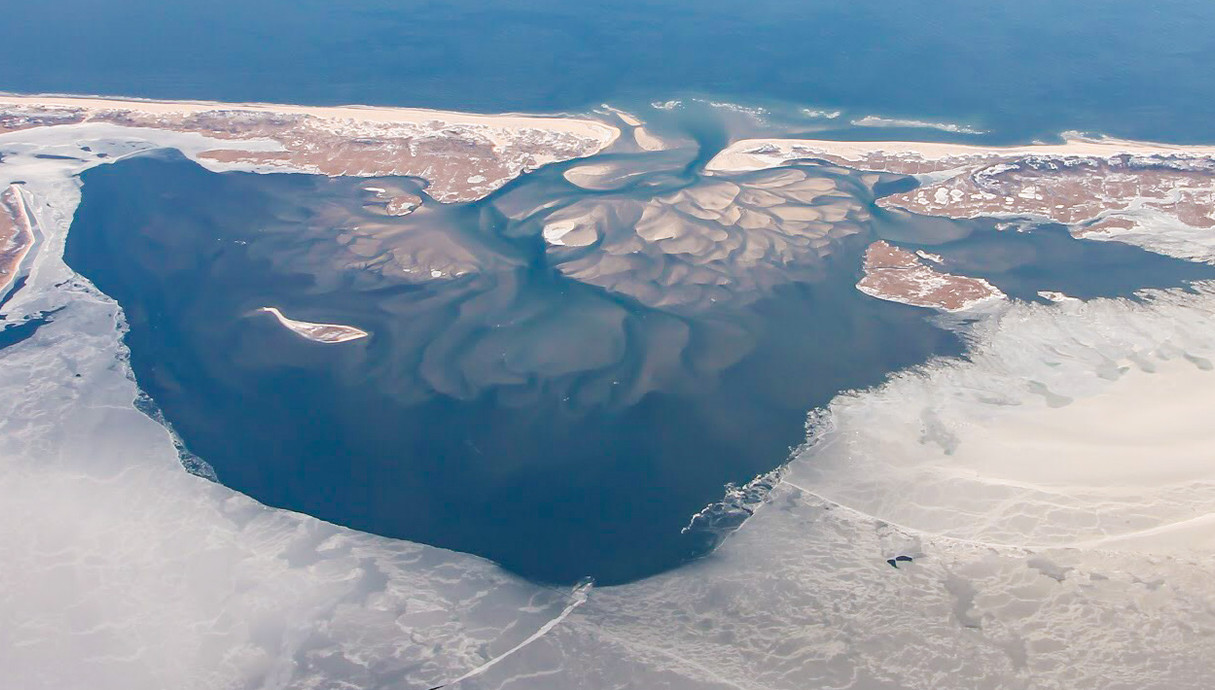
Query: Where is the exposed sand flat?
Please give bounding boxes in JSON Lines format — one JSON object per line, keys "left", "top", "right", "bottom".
{"left": 541, "top": 168, "right": 867, "bottom": 311}
{"left": 632, "top": 126, "right": 668, "bottom": 152}
{"left": 594, "top": 104, "right": 671, "bottom": 151}
{"left": 562, "top": 162, "right": 651, "bottom": 191}
{"left": 258, "top": 307, "right": 368, "bottom": 343}
{"left": 0, "top": 94, "right": 620, "bottom": 202}
{"left": 361, "top": 183, "right": 422, "bottom": 217}
{"left": 708, "top": 134, "right": 1215, "bottom": 263}
{"left": 0, "top": 184, "right": 35, "bottom": 294}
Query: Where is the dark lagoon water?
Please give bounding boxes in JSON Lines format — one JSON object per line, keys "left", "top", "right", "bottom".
{"left": 62, "top": 147, "right": 1215, "bottom": 584}
{"left": 65, "top": 152, "right": 959, "bottom": 583}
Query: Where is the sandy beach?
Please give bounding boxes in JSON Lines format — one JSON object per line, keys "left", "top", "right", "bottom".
{"left": 0, "top": 93, "right": 620, "bottom": 142}
{"left": 706, "top": 134, "right": 1215, "bottom": 173}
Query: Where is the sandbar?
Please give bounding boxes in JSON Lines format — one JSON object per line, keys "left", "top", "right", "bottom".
{"left": 258, "top": 307, "right": 368, "bottom": 343}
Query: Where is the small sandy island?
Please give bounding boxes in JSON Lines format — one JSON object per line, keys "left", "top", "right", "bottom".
{"left": 258, "top": 307, "right": 368, "bottom": 343}
{"left": 856, "top": 240, "right": 1004, "bottom": 311}
{"left": 0, "top": 94, "right": 620, "bottom": 203}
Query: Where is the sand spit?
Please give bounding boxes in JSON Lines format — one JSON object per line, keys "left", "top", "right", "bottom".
{"left": 708, "top": 134, "right": 1215, "bottom": 262}
{"left": 258, "top": 307, "right": 369, "bottom": 343}
{"left": 856, "top": 240, "right": 1004, "bottom": 311}
{"left": 595, "top": 104, "right": 670, "bottom": 152}
{"left": 0, "top": 184, "right": 35, "bottom": 294}
{"left": 0, "top": 94, "right": 620, "bottom": 203}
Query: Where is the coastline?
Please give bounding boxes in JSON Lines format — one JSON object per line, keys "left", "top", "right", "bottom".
{"left": 0, "top": 93, "right": 621, "bottom": 203}
{"left": 705, "top": 133, "right": 1215, "bottom": 173}
{"left": 0, "top": 93, "right": 621, "bottom": 141}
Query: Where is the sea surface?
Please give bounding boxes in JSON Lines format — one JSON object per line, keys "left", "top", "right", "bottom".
{"left": 62, "top": 147, "right": 1214, "bottom": 584}
{"left": 8, "top": 0, "right": 1215, "bottom": 143}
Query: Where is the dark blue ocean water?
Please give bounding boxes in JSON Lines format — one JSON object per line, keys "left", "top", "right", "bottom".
{"left": 6, "top": 0, "right": 1215, "bottom": 143}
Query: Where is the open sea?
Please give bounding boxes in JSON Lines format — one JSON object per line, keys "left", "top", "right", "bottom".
{"left": 7, "top": 0, "right": 1215, "bottom": 143}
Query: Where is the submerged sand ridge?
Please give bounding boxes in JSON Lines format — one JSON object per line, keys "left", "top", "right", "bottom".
{"left": 0, "top": 94, "right": 620, "bottom": 202}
